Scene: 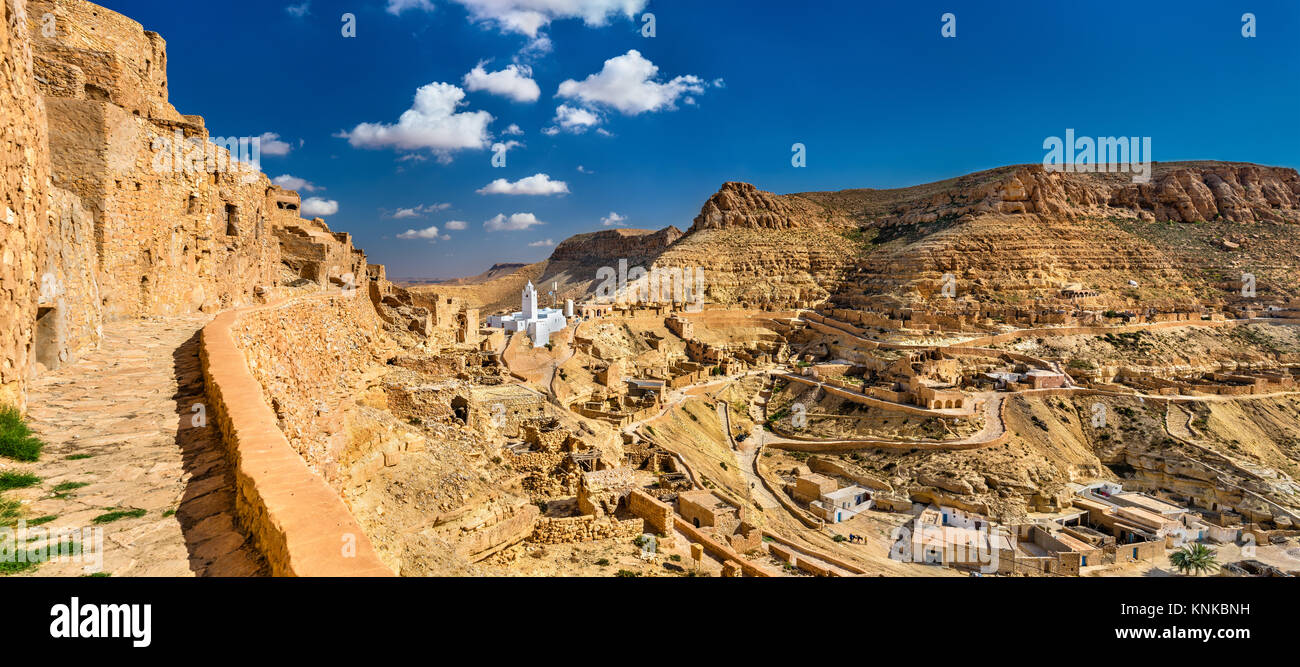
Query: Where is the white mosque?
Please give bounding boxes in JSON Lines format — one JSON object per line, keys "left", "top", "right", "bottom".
{"left": 486, "top": 281, "right": 570, "bottom": 347}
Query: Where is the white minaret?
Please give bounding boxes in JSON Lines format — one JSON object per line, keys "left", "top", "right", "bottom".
{"left": 522, "top": 281, "right": 538, "bottom": 320}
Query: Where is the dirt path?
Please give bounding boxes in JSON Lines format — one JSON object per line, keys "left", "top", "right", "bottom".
{"left": 718, "top": 402, "right": 779, "bottom": 510}
{"left": 13, "top": 317, "right": 265, "bottom": 576}
{"left": 1163, "top": 403, "right": 1300, "bottom": 523}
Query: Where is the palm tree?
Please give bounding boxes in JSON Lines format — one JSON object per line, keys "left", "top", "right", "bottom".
{"left": 1169, "top": 543, "right": 1219, "bottom": 576}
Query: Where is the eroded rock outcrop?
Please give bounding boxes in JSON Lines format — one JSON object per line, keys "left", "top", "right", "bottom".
{"left": 549, "top": 226, "right": 683, "bottom": 263}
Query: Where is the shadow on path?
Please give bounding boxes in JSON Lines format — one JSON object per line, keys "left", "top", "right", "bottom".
{"left": 171, "top": 330, "right": 268, "bottom": 576}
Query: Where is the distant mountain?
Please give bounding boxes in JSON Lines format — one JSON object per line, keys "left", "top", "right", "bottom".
{"left": 407, "top": 228, "right": 683, "bottom": 314}
{"left": 652, "top": 162, "right": 1300, "bottom": 312}
{"left": 419, "top": 162, "right": 1300, "bottom": 315}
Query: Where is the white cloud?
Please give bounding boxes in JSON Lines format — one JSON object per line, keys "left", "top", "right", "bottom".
{"left": 519, "top": 34, "right": 553, "bottom": 58}
{"left": 529, "top": 239, "right": 556, "bottom": 247}
{"left": 272, "top": 174, "right": 320, "bottom": 192}
{"left": 450, "top": 0, "right": 647, "bottom": 37}
{"left": 258, "top": 132, "right": 293, "bottom": 156}
{"left": 600, "top": 211, "right": 627, "bottom": 226}
{"left": 387, "top": 0, "right": 435, "bottom": 15}
{"left": 464, "top": 63, "right": 540, "bottom": 103}
{"left": 557, "top": 50, "right": 706, "bottom": 115}
{"left": 392, "top": 203, "right": 450, "bottom": 219}
{"left": 397, "top": 224, "right": 441, "bottom": 240}
{"left": 340, "top": 82, "right": 493, "bottom": 161}
{"left": 549, "top": 103, "right": 601, "bottom": 134}
{"left": 577, "top": 165, "right": 592, "bottom": 174}
{"left": 484, "top": 212, "right": 544, "bottom": 231}
{"left": 477, "top": 173, "right": 569, "bottom": 196}
{"left": 445, "top": 220, "right": 468, "bottom": 230}
{"left": 286, "top": 2, "right": 310, "bottom": 17}
{"left": 503, "top": 123, "right": 525, "bottom": 136}
{"left": 301, "top": 197, "right": 339, "bottom": 217}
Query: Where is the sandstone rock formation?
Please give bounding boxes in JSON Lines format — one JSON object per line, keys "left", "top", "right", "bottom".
{"left": 645, "top": 164, "right": 1300, "bottom": 314}
{"left": 691, "top": 181, "right": 853, "bottom": 231}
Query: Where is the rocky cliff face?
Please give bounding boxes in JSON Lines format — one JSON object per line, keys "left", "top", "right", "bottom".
{"left": 856, "top": 163, "right": 1300, "bottom": 227}
{"left": 425, "top": 227, "right": 687, "bottom": 316}
{"left": 549, "top": 226, "right": 682, "bottom": 263}
{"left": 692, "top": 181, "right": 853, "bottom": 230}
{"left": 649, "top": 183, "right": 858, "bottom": 308}
{"left": 663, "top": 164, "right": 1300, "bottom": 313}
{"left": 825, "top": 163, "right": 1300, "bottom": 312}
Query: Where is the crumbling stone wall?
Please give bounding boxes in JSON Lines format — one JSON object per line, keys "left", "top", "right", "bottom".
{"left": 38, "top": 186, "right": 102, "bottom": 370}
{"left": 628, "top": 489, "right": 674, "bottom": 535}
{"left": 232, "top": 291, "right": 394, "bottom": 485}
{"left": 0, "top": 0, "right": 50, "bottom": 409}
{"left": 37, "top": 68, "right": 282, "bottom": 318}
{"left": 275, "top": 213, "right": 366, "bottom": 286}
{"left": 509, "top": 451, "right": 578, "bottom": 498}
{"left": 528, "top": 515, "right": 644, "bottom": 545}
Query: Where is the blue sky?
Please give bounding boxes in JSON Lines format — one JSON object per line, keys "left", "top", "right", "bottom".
{"left": 98, "top": 0, "right": 1299, "bottom": 279}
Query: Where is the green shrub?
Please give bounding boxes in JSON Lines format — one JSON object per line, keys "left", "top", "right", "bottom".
{"left": 92, "top": 509, "right": 146, "bottom": 524}
{"left": 0, "top": 405, "right": 44, "bottom": 462}
{"left": 0, "top": 471, "right": 41, "bottom": 491}
{"left": 52, "top": 481, "right": 88, "bottom": 498}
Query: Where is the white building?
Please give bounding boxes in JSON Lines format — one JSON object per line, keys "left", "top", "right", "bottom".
{"left": 812, "top": 486, "right": 873, "bottom": 523}
{"left": 487, "top": 281, "right": 568, "bottom": 348}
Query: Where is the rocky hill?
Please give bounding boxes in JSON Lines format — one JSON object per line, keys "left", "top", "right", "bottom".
{"left": 822, "top": 163, "right": 1300, "bottom": 313}
{"left": 441, "top": 163, "right": 1300, "bottom": 315}
{"left": 403, "top": 263, "right": 528, "bottom": 287}
{"left": 413, "top": 227, "right": 684, "bottom": 315}
{"left": 646, "top": 163, "right": 1300, "bottom": 313}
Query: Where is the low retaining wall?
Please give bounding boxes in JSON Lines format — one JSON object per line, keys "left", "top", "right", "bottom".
{"left": 761, "top": 530, "right": 867, "bottom": 575}
{"left": 674, "top": 517, "right": 777, "bottom": 577}
{"left": 200, "top": 294, "right": 391, "bottom": 576}
{"left": 766, "top": 428, "right": 1004, "bottom": 453}
{"left": 782, "top": 374, "right": 961, "bottom": 418}
{"left": 959, "top": 319, "right": 1241, "bottom": 348}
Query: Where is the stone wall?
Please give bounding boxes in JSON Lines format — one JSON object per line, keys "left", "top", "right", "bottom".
{"left": 528, "top": 514, "right": 644, "bottom": 545}
{"left": 627, "top": 489, "right": 674, "bottom": 535}
{"left": 0, "top": 0, "right": 50, "bottom": 409}
{"left": 38, "top": 186, "right": 102, "bottom": 371}
{"left": 231, "top": 290, "right": 394, "bottom": 487}
{"left": 200, "top": 295, "right": 391, "bottom": 576}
